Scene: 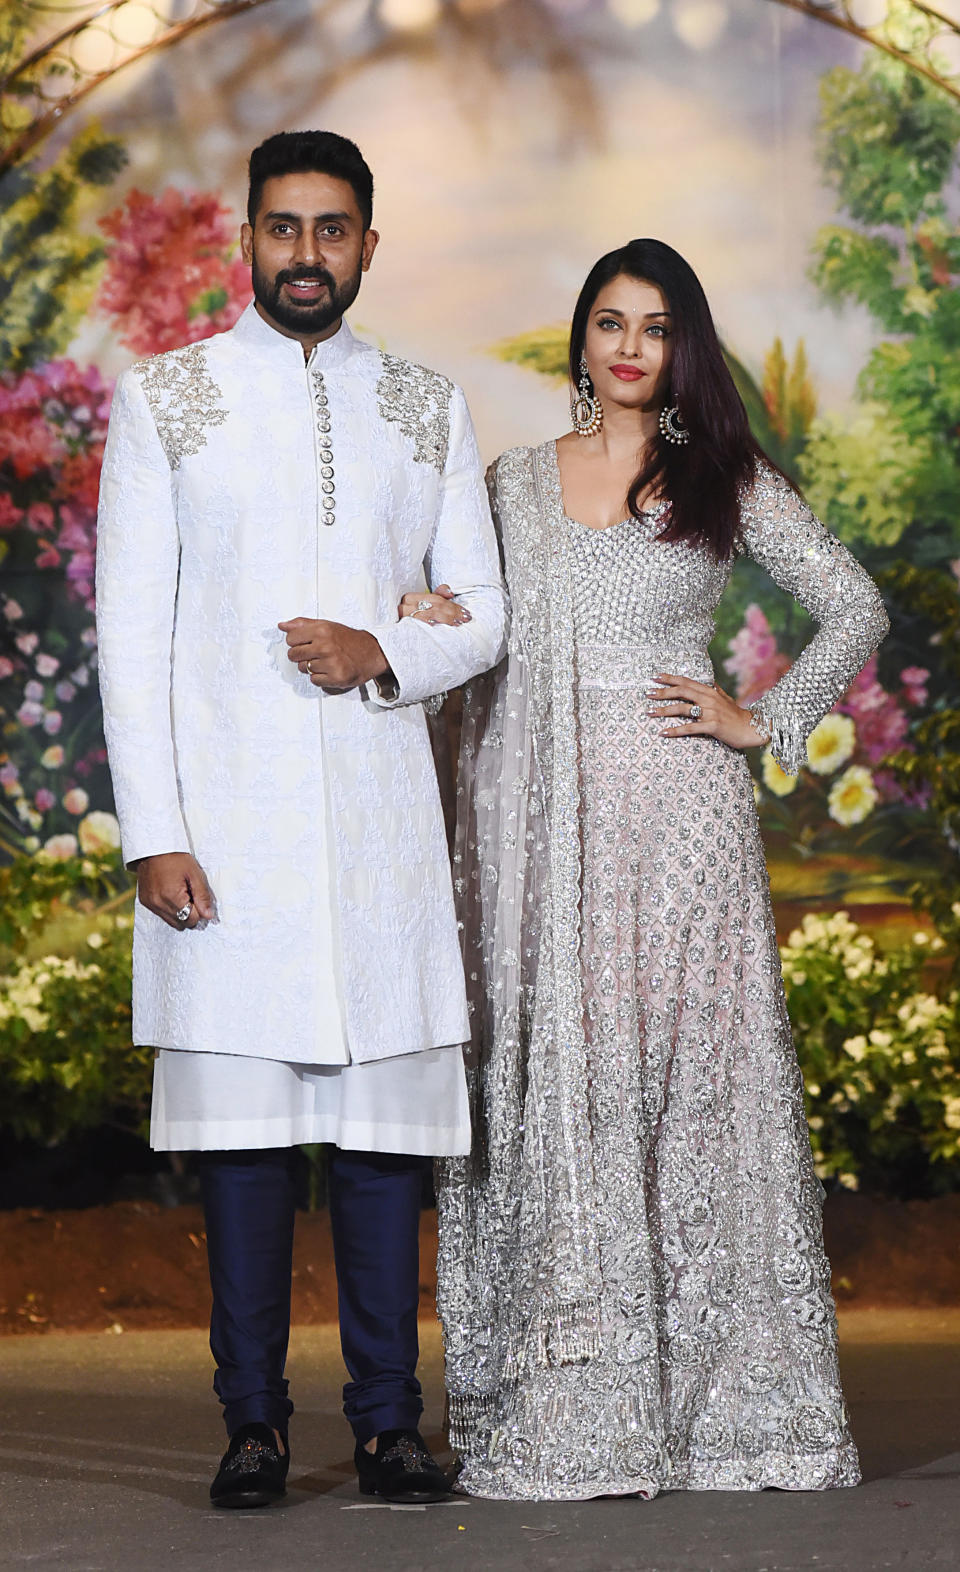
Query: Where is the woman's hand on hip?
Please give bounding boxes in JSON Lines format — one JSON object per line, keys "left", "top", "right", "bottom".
{"left": 398, "top": 584, "right": 471, "bottom": 627}
{"left": 648, "top": 674, "right": 764, "bottom": 751}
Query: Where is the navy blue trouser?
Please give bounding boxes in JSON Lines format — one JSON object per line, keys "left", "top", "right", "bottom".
{"left": 199, "top": 1147, "right": 427, "bottom": 1444}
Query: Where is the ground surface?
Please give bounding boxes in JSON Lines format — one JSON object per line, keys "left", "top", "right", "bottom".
{"left": 4, "top": 1193, "right": 960, "bottom": 1336}
{"left": 1, "top": 1312, "right": 958, "bottom": 1572}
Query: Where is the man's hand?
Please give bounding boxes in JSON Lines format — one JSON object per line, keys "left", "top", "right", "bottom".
{"left": 279, "top": 618, "right": 389, "bottom": 691}
{"left": 136, "top": 852, "right": 216, "bottom": 931}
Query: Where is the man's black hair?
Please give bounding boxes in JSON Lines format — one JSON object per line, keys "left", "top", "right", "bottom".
{"left": 247, "top": 130, "right": 374, "bottom": 230}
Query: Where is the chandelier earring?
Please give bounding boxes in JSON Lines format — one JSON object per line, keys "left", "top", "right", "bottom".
{"left": 571, "top": 353, "right": 603, "bottom": 438}
{"left": 659, "top": 404, "right": 690, "bottom": 446}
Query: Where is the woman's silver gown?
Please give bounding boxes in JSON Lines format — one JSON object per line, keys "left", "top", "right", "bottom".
{"left": 437, "top": 442, "right": 889, "bottom": 1501}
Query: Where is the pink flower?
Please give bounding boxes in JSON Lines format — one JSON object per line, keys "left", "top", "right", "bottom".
{"left": 723, "top": 604, "right": 793, "bottom": 704}
{"left": 0, "top": 656, "right": 14, "bottom": 679}
{"left": 15, "top": 632, "right": 38, "bottom": 655}
{"left": 98, "top": 188, "right": 250, "bottom": 357}
{"left": 4, "top": 599, "right": 23, "bottom": 621}
{"left": 0, "top": 493, "right": 23, "bottom": 531}
{"left": 837, "top": 656, "right": 910, "bottom": 763}
{"left": 900, "top": 666, "right": 930, "bottom": 708}
{"left": 55, "top": 680, "right": 77, "bottom": 704}
{"left": 16, "top": 700, "right": 44, "bottom": 727}
{"left": 24, "top": 679, "right": 44, "bottom": 701}
{"left": 63, "top": 786, "right": 90, "bottom": 816}
{"left": 873, "top": 769, "right": 932, "bottom": 810}
{"left": 34, "top": 788, "right": 55, "bottom": 812}
{"left": 0, "top": 762, "right": 19, "bottom": 786}
{"left": 42, "top": 709, "right": 63, "bottom": 735}
{"left": 35, "top": 653, "right": 59, "bottom": 678}
{"left": 26, "top": 502, "right": 55, "bottom": 533}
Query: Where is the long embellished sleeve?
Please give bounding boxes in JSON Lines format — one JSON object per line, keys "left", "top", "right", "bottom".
{"left": 95, "top": 369, "right": 190, "bottom": 866}
{"left": 367, "top": 385, "right": 507, "bottom": 706}
{"left": 740, "top": 462, "right": 890, "bottom": 776}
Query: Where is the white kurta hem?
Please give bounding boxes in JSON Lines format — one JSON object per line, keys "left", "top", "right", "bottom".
{"left": 150, "top": 1044, "right": 470, "bottom": 1156}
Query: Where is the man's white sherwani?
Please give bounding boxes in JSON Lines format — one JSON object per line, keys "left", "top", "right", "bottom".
{"left": 97, "top": 303, "right": 506, "bottom": 1149}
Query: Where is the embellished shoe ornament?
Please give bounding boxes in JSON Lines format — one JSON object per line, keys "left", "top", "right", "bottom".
{"left": 355, "top": 1428, "right": 452, "bottom": 1504}
{"left": 210, "top": 1421, "right": 289, "bottom": 1509}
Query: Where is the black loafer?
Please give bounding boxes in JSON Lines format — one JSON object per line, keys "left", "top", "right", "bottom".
{"left": 355, "top": 1428, "right": 452, "bottom": 1504}
{"left": 210, "top": 1421, "right": 289, "bottom": 1509}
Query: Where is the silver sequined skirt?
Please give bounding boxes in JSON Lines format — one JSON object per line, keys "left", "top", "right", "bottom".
{"left": 451, "top": 688, "right": 860, "bottom": 1500}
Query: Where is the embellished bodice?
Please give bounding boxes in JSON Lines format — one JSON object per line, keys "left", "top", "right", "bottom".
{"left": 567, "top": 511, "right": 728, "bottom": 688}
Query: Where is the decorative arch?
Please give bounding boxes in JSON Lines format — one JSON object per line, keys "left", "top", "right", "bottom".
{"left": 2, "top": 0, "right": 959, "bottom": 181}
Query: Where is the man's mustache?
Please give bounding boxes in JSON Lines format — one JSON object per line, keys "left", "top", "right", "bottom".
{"left": 274, "top": 268, "right": 336, "bottom": 290}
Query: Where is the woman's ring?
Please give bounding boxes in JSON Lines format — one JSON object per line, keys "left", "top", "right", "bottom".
{"left": 416, "top": 599, "right": 433, "bottom": 613}
{"left": 689, "top": 703, "right": 702, "bottom": 720}
{"left": 175, "top": 905, "right": 192, "bottom": 924}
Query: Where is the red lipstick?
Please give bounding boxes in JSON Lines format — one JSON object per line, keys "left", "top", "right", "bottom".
{"left": 610, "top": 364, "right": 645, "bottom": 381}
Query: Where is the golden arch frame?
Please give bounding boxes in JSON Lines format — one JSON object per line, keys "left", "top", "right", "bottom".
{"left": 1, "top": 0, "right": 959, "bottom": 181}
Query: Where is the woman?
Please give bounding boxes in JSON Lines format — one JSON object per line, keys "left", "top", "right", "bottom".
{"left": 403, "top": 240, "right": 888, "bottom": 1500}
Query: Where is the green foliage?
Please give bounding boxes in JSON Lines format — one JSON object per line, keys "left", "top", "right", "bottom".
{"left": 816, "top": 56, "right": 960, "bottom": 233}
{"left": 491, "top": 324, "right": 569, "bottom": 381}
{"left": 783, "top": 911, "right": 960, "bottom": 1196}
{"left": 0, "top": 850, "right": 130, "bottom": 956}
{"left": 877, "top": 562, "right": 960, "bottom": 972}
{"left": 801, "top": 402, "right": 929, "bottom": 547}
{"left": 0, "top": 121, "right": 127, "bottom": 372}
{"left": 807, "top": 55, "right": 960, "bottom": 562}
{"left": 0, "top": 851, "right": 146, "bottom": 1144}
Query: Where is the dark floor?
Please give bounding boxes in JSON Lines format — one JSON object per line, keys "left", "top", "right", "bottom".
{"left": 1, "top": 1311, "right": 958, "bottom": 1571}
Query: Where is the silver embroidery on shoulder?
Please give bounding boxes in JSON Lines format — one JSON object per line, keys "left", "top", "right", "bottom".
{"left": 376, "top": 353, "right": 452, "bottom": 471}
{"left": 132, "top": 342, "right": 227, "bottom": 470}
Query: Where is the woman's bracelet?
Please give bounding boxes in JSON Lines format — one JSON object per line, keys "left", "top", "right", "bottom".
{"left": 747, "top": 708, "right": 772, "bottom": 746}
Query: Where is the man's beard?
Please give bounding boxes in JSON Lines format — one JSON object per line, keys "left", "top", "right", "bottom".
{"left": 251, "top": 257, "right": 363, "bottom": 336}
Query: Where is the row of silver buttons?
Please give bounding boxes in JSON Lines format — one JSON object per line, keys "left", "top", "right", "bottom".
{"left": 312, "top": 370, "right": 335, "bottom": 526}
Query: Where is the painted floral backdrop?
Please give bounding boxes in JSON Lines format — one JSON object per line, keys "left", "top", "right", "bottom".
{"left": 0, "top": 17, "right": 958, "bottom": 1192}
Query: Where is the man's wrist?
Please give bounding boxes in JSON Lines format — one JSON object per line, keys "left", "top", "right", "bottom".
{"left": 362, "top": 632, "right": 389, "bottom": 681}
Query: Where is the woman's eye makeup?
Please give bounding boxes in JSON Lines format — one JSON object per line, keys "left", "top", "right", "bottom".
{"left": 597, "top": 316, "right": 621, "bottom": 330}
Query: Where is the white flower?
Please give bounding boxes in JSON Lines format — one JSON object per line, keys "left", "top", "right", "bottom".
{"left": 806, "top": 713, "right": 856, "bottom": 775}
{"left": 843, "top": 1035, "right": 868, "bottom": 1061}
{"left": 41, "top": 833, "right": 78, "bottom": 861}
{"left": 943, "top": 1097, "right": 960, "bottom": 1132}
{"left": 86, "top": 932, "right": 105, "bottom": 950}
{"left": 77, "top": 810, "right": 121, "bottom": 855}
{"left": 828, "top": 765, "right": 878, "bottom": 827}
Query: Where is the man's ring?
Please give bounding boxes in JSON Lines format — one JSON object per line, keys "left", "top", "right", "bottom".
{"left": 689, "top": 703, "right": 702, "bottom": 720}
{"left": 416, "top": 599, "right": 433, "bottom": 613}
{"left": 175, "top": 905, "right": 192, "bottom": 924}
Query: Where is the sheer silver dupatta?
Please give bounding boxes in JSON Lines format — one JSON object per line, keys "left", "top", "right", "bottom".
{"left": 439, "top": 443, "right": 602, "bottom": 1449}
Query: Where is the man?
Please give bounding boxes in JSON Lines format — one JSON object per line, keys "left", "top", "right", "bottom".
{"left": 96, "top": 130, "right": 506, "bottom": 1508}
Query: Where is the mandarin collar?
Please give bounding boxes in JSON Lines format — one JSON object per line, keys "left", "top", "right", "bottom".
{"left": 230, "top": 300, "right": 358, "bottom": 371}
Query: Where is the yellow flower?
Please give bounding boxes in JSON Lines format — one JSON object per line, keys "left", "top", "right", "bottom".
{"left": 806, "top": 713, "right": 856, "bottom": 775}
{"left": 77, "top": 810, "right": 121, "bottom": 855}
{"left": 828, "top": 765, "right": 878, "bottom": 827}
{"left": 868, "top": 1030, "right": 893, "bottom": 1048}
{"left": 761, "top": 749, "right": 798, "bottom": 797}
{"left": 843, "top": 1035, "right": 868, "bottom": 1061}
{"left": 944, "top": 1097, "right": 960, "bottom": 1132}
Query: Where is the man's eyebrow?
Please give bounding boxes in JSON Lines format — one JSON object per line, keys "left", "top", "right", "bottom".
{"left": 262, "top": 209, "right": 353, "bottom": 224}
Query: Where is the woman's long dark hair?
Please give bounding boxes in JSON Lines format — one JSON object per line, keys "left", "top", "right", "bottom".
{"left": 569, "top": 239, "right": 763, "bottom": 560}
